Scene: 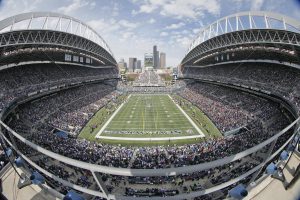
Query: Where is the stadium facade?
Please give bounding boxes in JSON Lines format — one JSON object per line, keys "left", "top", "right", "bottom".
{"left": 0, "top": 11, "right": 299, "bottom": 200}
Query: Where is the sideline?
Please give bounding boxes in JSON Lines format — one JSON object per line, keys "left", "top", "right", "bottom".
{"left": 95, "top": 94, "right": 131, "bottom": 138}
{"left": 168, "top": 94, "right": 205, "bottom": 137}
{"left": 96, "top": 134, "right": 204, "bottom": 141}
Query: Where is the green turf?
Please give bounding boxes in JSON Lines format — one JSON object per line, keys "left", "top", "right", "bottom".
{"left": 95, "top": 137, "right": 206, "bottom": 146}
{"left": 78, "top": 93, "right": 222, "bottom": 146}
{"left": 172, "top": 95, "right": 222, "bottom": 138}
{"left": 78, "top": 95, "right": 127, "bottom": 141}
{"left": 101, "top": 94, "right": 199, "bottom": 137}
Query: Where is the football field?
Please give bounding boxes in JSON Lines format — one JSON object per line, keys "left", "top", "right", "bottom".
{"left": 95, "top": 94, "right": 204, "bottom": 140}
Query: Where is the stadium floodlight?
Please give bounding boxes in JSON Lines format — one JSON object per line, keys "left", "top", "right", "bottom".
{"left": 18, "top": 171, "right": 45, "bottom": 189}
{"left": 5, "top": 148, "right": 12, "bottom": 157}
{"left": 286, "top": 143, "right": 294, "bottom": 152}
{"left": 63, "top": 190, "right": 84, "bottom": 200}
{"left": 266, "top": 162, "right": 277, "bottom": 175}
{"left": 30, "top": 171, "right": 45, "bottom": 185}
{"left": 266, "top": 162, "right": 286, "bottom": 182}
{"left": 228, "top": 184, "right": 248, "bottom": 199}
{"left": 280, "top": 150, "right": 289, "bottom": 160}
{"left": 15, "top": 156, "right": 24, "bottom": 168}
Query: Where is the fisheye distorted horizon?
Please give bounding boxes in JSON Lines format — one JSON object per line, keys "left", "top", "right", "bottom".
{"left": 0, "top": 0, "right": 299, "bottom": 67}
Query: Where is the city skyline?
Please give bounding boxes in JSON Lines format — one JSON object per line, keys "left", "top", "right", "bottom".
{"left": 1, "top": 0, "right": 299, "bottom": 67}
{"left": 120, "top": 45, "right": 167, "bottom": 71}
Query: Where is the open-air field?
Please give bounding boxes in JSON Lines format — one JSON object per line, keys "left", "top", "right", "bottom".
{"left": 98, "top": 94, "right": 203, "bottom": 137}
{"left": 78, "top": 94, "right": 221, "bottom": 145}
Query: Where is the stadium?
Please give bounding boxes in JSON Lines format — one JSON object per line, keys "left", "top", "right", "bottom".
{"left": 0, "top": 10, "right": 299, "bottom": 200}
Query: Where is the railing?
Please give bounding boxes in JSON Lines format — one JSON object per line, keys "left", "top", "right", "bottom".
{"left": 0, "top": 116, "right": 299, "bottom": 199}
{"left": 0, "top": 75, "right": 299, "bottom": 199}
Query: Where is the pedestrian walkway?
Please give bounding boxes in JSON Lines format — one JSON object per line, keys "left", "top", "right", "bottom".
{"left": 246, "top": 152, "right": 300, "bottom": 200}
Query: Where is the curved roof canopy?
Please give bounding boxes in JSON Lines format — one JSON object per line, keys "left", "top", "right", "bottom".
{"left": 0, "top": 12, "right": 114, "bottom": 58}
{"left": 187, "top": 11, "right": 300, "bottom": 54}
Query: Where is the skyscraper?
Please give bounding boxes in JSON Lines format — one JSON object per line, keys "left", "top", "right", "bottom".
{"left": 128, "top": 57, "right": 137, "bottom": 72}
{"left": 118, "top": 58, "right": 127, "bottom": 71}
{"left": 136, "top": 60, "right": 142, "bottom": 70}
{"left": 153, "top": 45, "right": 159, "bottom": 69}
{"left": 159, "top": 52, "right": 166, "bottom": 69}
{"left": 144, "top": 53, "right": 154, "bottom": 68}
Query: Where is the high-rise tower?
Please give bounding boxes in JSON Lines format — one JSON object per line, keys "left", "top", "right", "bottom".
{"left": 153, "top": 45, "right": 159, "bottom": 69}
{"left": 159, "top": 52, "right": 166, "bottom": 69}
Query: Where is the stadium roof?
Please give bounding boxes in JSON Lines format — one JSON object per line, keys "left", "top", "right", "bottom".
{"left": 187, "top": 11, "right": 300, "bottom": 54}
{"left": 0, "top": 12, "right": 114, "bottom": 58}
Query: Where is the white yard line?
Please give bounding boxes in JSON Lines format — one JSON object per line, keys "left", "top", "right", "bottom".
{"left": 95, "top": 94, "right": 131, "bottom": 138}
{"left": 96, "top": 135, "right": 204, "bottom": 141}
{"left": 96, "top": 94, "right": 205, "bottom": 142}
{"left": 167, "top": 95, "right": 205, "bottom": 137}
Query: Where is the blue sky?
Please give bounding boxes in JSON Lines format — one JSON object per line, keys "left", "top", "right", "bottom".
{"left": 0, "top": 0, "right": 299, "bottom": 67}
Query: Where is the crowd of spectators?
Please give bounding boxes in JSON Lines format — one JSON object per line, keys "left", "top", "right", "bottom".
{"left": 6, "top": 80, "right": 291, "bottom": 170}
{"left": 12, "top": 137, "right": 271, "bottom": 198}
{"left": 178, "top": 82, "right": 282, "bottom": 133}
{"left": 19, "top": 83, "right": 117, "bottom": 135}
{"left": 0, "top": 61, "right": 298, "bottom": 198}
{"left": 0, "top": 63, "right": 117, "bottom": 114}
{"left": 117, "top": 71, "right": 185, "bottom": 93}
{"left": 133, "top": 71, "right": 164, "bottom": 86}
{"left": 184, "top": 63, "right": 300, "bottom": 114}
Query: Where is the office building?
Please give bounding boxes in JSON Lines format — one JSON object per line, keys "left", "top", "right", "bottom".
{"left": 144, "top": 53, "right": 154, "bottom": 68}
{"left": 159, "top": 52, "right": 166, "bottom": 69}
{"left": 136, "top": 60, "right": 142, "bottom": 70}
{"left": 128, "top": 57, "right": 137, "bottom": 72}
{"left": 117, "top": 58, "right": 127, "bottom": 71}
{"left": 153, "top": 45, "right": 159, "bottom": 69}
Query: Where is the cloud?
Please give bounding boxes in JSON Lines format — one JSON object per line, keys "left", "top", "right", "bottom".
{"left": 192, "top": 28, "right": 201, "bottom": 34}
{"left": 0, "top": 0, "right": 291, "bottom": 68}
{"left": 58, "top": 0, "right": 95, "bottom": 14}
{"left": 121, "top": 31, "right": 136, "bottom": 40}
{"left": 166, "top": 22, "right": 185, "bottom": 29}
{"left": 0, "top": 0, "right": 42, "bottom": 20}
{"left": 87, "top": 18, "right": 139, "bottom": 36}
{"left": 160, "top": 31, "right": 169, "bottom": 36}
{"left": 131, "top": 9, "right": 138, "bottom": 16}
{"left": 138, "top": 3, "right": 158, "bottom": 14}
{"left": 148, "top": 18, "right": 156, "bottom": 24}
{"left": 87, "top": 19, "right": 121, "bottom": 35}
{"left": 251, "top": 0, "right": 264, "bottom": 10}
{"left": 132, "top": 0, "right": 220, "bottom": 20}
{"left": 118, "top": 20, "right": 139, "bottom": 29}
{"left": 112, "top": 2, "right": 119, "bottom": 17}
{"left": 176, "top": 36, "right": 192, "bottom": 48}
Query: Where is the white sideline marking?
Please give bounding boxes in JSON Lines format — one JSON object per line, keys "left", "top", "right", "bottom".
{"left": 167, "top": 95, "right": 205, "bottom": 137}
{"left": 96, "top": 135, "right": 204, "bottom": 141}
{"left": 96, "top": 94, "right": 205, "bottom": 142}
{"left": 95, "top": 94, "right": 131, "bottom": 138}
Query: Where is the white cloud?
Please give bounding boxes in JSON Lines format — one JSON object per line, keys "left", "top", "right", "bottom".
{"left": 148, "top": 18, "right": 156, "bottom": 24}
{"left": 118, "top": 20, "right": 139, "bottom": 29}
{"left": 112, "top": 2, "right": 119, "bottom": 17}
{"left": 139, "top": 3, "right": 158, "bottom": 14}
{"left": 121, "top": 31, "right": 136, "bottom": 40}
{"left": 87, "top": 19, "right": 141, "bottom": 49}
{"left": 87, "top": 19, "right": 120, "bottom": 35}
{"left": 0, "top": 0, "right": 42, "bottom": 20}
{"left": 166, "top": 22, "right": 185, "bottom": 29}
{"left": 160, "top": 31, "right": 169, "bottom": 36}
{"left": 251, "top": 0, "right": 264, "bottom": 10}
{"left": 176, "top": 36, "right": 192, "bottom": 48}
{"left": 131, "top": 9, "right": 138, "bottom": 16}
{"left": 192, "top": 28, "right": 201, "bottom": 34}
{"left": 132, "top": 0, "right": 220, "bottom": 19}
{"left": 58, "top": 0, "right": 95, "bottom": 14}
